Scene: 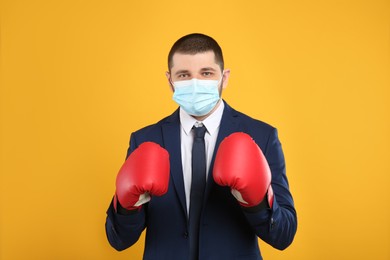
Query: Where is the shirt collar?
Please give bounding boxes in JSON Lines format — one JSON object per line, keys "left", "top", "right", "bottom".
{"left": 179, "top": 100, "right": 225, "bottom": 136}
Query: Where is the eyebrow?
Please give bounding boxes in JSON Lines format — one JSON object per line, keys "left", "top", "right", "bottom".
{"left": 200, "top": 67, "right": 217, "bottom": 72}
{"left": 174, "top": 70, "right": 190, "bottom": 76}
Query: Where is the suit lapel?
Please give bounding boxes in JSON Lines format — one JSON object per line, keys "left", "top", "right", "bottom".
{"left": 161, "top": 110, "right": 188, "bottom": 218}
{"left": 204, "top": 101, "right": 241, "bottom": 203}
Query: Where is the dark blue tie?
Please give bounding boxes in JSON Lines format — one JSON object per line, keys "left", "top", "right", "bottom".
{"left": 189, "top": 125, "right": 207, "bottom": 260}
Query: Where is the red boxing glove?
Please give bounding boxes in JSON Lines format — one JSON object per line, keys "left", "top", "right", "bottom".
{"left": 213, "top": 132, "right": 273, "bottom": 208}
{"left": 114, "top": 142, "right": 170, "bottom": 211}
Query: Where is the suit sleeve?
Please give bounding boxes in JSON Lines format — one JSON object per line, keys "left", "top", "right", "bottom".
{"left": 243, "top": 128, "right": 297, "bottom": 250}
{"left": 105, "top": 133, "right": 147, "bottom": 251}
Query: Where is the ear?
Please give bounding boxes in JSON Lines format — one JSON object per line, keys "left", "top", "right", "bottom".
{"left": 221, "top": 69, "right": 231, "bottom": 90}
{"left": 165, "top": 71, "right": 174, "bottom": 92}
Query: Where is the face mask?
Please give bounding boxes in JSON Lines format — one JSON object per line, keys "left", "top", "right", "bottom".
{"left": 172, "top": 77, "right": 222, "bottom": 116}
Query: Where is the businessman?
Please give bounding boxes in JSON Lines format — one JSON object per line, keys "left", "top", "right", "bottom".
{"left": 105, "top": 33, "right": 297, "bottom": 260}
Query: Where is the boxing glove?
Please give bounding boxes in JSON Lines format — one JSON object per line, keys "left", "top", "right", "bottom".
{"left": 213, "top": 132, "right": 274, "bottom": 208}
{"left": 114, "top": 142, "right": 170, "bottom": 212}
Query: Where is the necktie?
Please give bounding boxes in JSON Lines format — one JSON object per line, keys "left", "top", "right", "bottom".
{"left": 189, "top": 124, "right": 207, "bottom": 260}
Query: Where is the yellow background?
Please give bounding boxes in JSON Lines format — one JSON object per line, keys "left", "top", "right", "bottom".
{"left": 1, "top": 0, "right": 389, "bottom": 259}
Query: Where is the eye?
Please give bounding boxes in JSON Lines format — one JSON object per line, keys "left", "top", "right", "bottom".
{"left": 178, "top": 73, "right": 189, "bottom": 78}
{"left": 202, "top": 71, "right": 213, "bottom": 77}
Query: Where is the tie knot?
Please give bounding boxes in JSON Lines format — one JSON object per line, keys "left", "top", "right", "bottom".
{"left": 193, "top": 125, "right": 207, "bottom": 139}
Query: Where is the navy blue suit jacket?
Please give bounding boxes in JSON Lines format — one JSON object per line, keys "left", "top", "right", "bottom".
{"left": 106, "top": 101, "right": 297, "bottom": 260}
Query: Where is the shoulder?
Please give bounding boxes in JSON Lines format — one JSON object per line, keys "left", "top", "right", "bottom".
{"left": 130, "top": 108, "right": 179, "bottom": 143}
{"left": 238, "top": 110, "right": 275, "bottom": 131}
{"left": 224, "top": 102, "right": 280, "bottom": 150}
{"left": 226, "top": 102, "right": 276, "bottom": 133}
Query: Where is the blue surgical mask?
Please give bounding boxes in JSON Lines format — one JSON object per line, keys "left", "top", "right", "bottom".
{"left": 172, "top": 78, "right": 222, "bottom": 116}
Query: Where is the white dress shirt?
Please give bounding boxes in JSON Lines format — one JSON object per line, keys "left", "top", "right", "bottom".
{"left": 179, "top": 100, "right": 225, "bottom": 214}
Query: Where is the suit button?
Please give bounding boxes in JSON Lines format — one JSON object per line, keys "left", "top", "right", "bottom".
{"left": 270, "top": 218, "right": 276, "bottom": 230}
{"left": 183, "top": 232, "right": 188, "bottom": 239}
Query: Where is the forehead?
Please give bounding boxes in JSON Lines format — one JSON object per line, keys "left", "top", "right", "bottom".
{"left": 171, "top": 51, "right": 220, "bottom": 71}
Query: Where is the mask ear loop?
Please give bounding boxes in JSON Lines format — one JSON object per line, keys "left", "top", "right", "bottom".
{"left": 218, "top": 71, "right": 225, "bottom": 87}
{"left": 168, "top": 72, "right": 175, "bottom": 90}
{"left": 217, "top": 71, "right": 225, "bottom": 97}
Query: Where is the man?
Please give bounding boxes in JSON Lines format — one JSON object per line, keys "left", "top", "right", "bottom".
{"left": 105, "top": 33, "right": 297, "bottom": 260}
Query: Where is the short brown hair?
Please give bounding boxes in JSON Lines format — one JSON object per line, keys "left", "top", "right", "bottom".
{"left": 168, "top": 33, "right": 224, "bottom": 71}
